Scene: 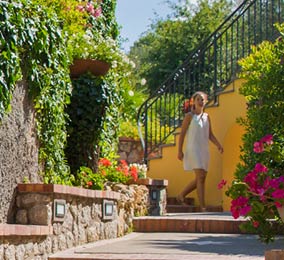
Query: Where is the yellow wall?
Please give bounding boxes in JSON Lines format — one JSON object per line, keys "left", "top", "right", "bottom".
{"left": 147, "top": 79, "right": 247, "bottom": 210}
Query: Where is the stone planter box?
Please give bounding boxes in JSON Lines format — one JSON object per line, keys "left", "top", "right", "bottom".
{"left": 0, "top": 183, "right": 149, "bottom": 260}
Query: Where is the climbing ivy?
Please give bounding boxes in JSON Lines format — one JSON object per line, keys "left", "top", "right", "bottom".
{"left": 0, "top": 0, "right": 127, "bottom": 184}
{"left": 0, "top": 1, "right": 72, "bottom": 183}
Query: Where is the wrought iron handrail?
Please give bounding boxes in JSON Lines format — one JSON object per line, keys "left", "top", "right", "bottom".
{"left": 137, "top": 0, "right": 284, "bottom": 163}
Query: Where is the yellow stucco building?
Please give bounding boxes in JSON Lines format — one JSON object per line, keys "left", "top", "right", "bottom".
{"left": 147, "top": 79, "right": 247, "bottom": 211}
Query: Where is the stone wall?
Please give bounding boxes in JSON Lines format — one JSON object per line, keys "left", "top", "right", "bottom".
{"left": 118, "top": 137, "right": 144, "bottom": 164}
{"left": 0, "top": 81, "right": 41, "bottom": 224}
{"left": 0, "top": 82, "right": 145, "bottom": 224}
{"left": 0, "top": 183, "right": 149, "bottom": 260}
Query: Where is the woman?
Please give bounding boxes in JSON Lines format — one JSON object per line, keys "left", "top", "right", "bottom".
{"left": 177, "top": 91, "right": 223, "bottom": 211}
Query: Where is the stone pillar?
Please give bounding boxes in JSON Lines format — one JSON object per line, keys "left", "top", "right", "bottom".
{"left": 129, "top": 178, "right": 168, "bottom": 216}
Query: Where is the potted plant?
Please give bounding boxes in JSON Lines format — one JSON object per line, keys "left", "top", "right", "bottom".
{"left": 37, "top": 0, "right": 124, "bottom": 78}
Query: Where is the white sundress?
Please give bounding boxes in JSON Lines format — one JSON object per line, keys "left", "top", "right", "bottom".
{"left": 183, "top": 112, "right": 210, "bottom": 172}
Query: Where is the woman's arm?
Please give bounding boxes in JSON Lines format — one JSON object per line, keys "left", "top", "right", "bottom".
{"left": 208, "top": 115, "right": 223, "bottom": 153}
{"left": 177, "top": 113, "right": 192, "bottom": 160}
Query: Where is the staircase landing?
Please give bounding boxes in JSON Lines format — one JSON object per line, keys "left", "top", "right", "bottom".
{"left": 133, "top": 212, "right": 246, "bottom": 233}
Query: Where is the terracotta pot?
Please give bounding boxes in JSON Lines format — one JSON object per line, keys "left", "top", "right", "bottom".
{"left": 70, "top": 58, "right": 110, "bottom": 78}
{"left": 277, "top": 206, "right": 284, "bottom": 221}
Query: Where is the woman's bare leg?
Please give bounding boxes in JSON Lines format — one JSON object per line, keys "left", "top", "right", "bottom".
{"left": 194, "top": 168, "right": 207, "bottom": 210}
{"left": 177, "top": 179, "right": 197, "bottom": 202}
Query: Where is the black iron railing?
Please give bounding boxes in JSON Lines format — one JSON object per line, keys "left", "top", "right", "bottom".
{"left": 137, "top": 0, "right": 284, "bottom": 163}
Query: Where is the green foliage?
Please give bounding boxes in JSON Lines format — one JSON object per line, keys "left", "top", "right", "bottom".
{"left": 117, "top": 77, "right": 148, "bottom": 138}
{"left": 119, "top": 120, "right": 141, "bottom": 139}
{"left": 75, "top": 166, "right": 106, "bottom": 190}
{"left": 129, "top": 0, "right": 232, "bottom": 94}
{"left": 236, "top": 23, "right": 284, "bottom": 175}
{"left": 66, "top": 76, "right": 112, "bottom": 173}
{"left": 0, "top": 0, "right": 135, "bottom": 185}
{"left": 0, "top": 0, "right": 72, "bottom": 184}
{"left": 225, "top": 23, "right": 284, "bottom": 243}
{"left": 74, "top": 158, "right": 147, "bottom": 189}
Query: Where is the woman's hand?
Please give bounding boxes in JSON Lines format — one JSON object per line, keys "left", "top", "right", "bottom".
{"left": 218, "top": 145, "right": 224, "bottom": 154}
{"left": 178, "top": 151, "right": 184, "bottom": 160}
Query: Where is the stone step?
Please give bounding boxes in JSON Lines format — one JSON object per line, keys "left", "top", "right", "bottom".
{"left": 166, "top": 196, "right": 194, "bottom": 205}
{"left": 133, "top": 212, "right": 247, "bottom": 233}
{"left": 166, "top": 205, "right": 223, "bottom": 213}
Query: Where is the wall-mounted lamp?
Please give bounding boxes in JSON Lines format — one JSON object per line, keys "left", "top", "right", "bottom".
{"left": 103, "top": 199, "right": 114, "bottom": 220}
{"left": 151, "top": 189, "right": 159, "bottom": 200}
{"left": 53, "top": 199, "right": 66, "bottom": 222}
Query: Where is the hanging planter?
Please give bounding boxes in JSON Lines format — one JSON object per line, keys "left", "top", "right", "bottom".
{"left": 70, "top": 58, "right": 110, "bottom": 78}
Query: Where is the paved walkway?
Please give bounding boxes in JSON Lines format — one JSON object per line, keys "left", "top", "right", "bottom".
{"left": 50, "top": 227, "right": 284, "bottom": 260}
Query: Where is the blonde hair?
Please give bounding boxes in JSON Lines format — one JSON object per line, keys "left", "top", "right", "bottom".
{"left": 191, "top": 91, "right": 208, "bottom": 102}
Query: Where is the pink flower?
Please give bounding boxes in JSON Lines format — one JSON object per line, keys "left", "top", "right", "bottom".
{"left": 260, "top": 134, "right": 273, "bottom": 145}
{"left": 254, "top": 163, "right": 268, "bottom": 173}
{"left": 93, "top": 7, "right": 102, "bottom": 18}
{"left": 269, "top": 178, "right": 280, "bottom": 189}
{"left": 217, "top": 179, "right": 227, "bottom": 190}
{"left": 77, "top": 5, "right": 85, "bottom": 12}
{"left": 86, "top": 2, "right": 95, "bottom": 14}
{"left": 271, "top": 189, "right": 284, "bottom": 199}
{"left": 253, "top": 141, "right": 264, "bottom": 153}
{"left": 244, "top": 171, "right": 258, "bottom": 191}
{"left": 231, "top": 196, "right": 251, "bottom": 219}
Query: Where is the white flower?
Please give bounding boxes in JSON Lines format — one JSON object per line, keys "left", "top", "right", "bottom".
{"left": 141, "top": 78, "right": 147, "bottom": 85}
{"left": 130, "top": 61, "right": 136, "bottom": 68}
{"left": 112, "top": 61, "right": 118, "bottom": 68}
{"left": 128, "top": 90, "right": 134, "bottom": 96}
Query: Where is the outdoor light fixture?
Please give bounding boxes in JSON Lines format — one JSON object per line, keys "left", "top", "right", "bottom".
{"left": 53, "top": 199, "right": 66, "bottom": 222}
{"left": 103, "top": 199, "right": 114, "bottom": 220}
{"left": 151, "top": 189, "right": 158, "bottom": 200}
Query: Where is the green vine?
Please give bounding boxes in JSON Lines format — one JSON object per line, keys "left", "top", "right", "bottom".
{"left": 0, "top": 0, "right": 131, "bottom": 184}
{"left": 0, "top": 1, "right": 72, "bottom": 183}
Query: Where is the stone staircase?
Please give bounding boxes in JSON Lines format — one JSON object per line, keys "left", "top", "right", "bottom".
{"left": 132, "top": 197, "right": 245, "bottom": 234}
{"left": 166, "top": 197, "right": 223, "bottom": 213}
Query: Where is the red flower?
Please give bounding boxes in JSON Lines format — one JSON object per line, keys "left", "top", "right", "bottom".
{"left": 129, "top": 166, "right": 138, "bottom": 181}
{"left": 87, "top": 181, "right": 93, "bottom": 187}
{"left": 99, "top": 158, "right": 111, "bottom": 167}
{"left": 253, "top": 221, "right": 259, "bottom": 228}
